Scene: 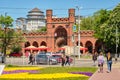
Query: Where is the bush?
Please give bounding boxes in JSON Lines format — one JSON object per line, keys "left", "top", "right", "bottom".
{"left": 11, "top": 46, "right": 22, "bottom": 53}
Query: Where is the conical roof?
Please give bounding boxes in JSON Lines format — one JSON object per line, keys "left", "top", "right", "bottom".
{"left": 28, "top": 7, "right": 43, "bottom": 13}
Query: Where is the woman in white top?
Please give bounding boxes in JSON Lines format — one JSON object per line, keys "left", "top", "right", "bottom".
{"left": 98, "top": 52, "right": 104, "bottom": 73}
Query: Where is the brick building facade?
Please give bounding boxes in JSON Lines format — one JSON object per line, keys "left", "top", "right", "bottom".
{"left": 22, "top": 9, "right": 101, "bottom": 55}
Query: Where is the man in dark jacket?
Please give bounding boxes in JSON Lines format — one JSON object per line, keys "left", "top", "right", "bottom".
{"left": 65, "top": 55, "right": 70, "bottom": 66}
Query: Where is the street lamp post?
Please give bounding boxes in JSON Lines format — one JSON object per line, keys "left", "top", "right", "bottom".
{"left": 54, "top": 33, "right": 57, "bottom": 52}
{"left": 116, "top": 25, "right": 118, "bottom": 57}
{"left": 72, "top": 34, "right": 75, "bottom": 66}
{"left": 76, "top": 6, "right": 81, "bottom": 59}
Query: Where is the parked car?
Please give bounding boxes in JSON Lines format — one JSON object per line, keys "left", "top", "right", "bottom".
{"left": 35, "top": 53, "right": 57, "bottom": 65}
{"left": 52, "top": 53, "right": 62, "bottom": 63}
{"left": 45, "top": 52, "right": 52, "bottom": 56}
{"left": 52, "top": 53, "right": 73, "bottom": 63}
{"left": 9, "top": 52, "right": 22, "bottom": 57}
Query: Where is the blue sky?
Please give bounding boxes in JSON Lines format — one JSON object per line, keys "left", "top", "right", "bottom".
{"left": 0, "top": 0, "right": 120, "bottom": 21}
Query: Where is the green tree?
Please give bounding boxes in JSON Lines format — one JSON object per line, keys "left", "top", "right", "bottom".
{"left": 0, "top": 15, "right": 13, "bottom": 28}
{"left": 91, "top": 9, "right": 111, "bottom": 51}
{"left": 9, "top": 29, "right": 26, "bottom": 53}
{"left": 36, "top": 26, "right": 47, "bottom": 32}
{"left": 0, "top": 15, "right": 25, "bottom": 63}
{"left": 93, "top": 9, "right": 111, "bottom": 39}
{"left": 0, "top": 15, "right": 13, "bottom": 63}
{"left": 91, "top": 3, "right": 120, "bottom": 53}
{"left": 104, "top": 3, "right": 120, "bottom": 52}
{"left": 80, "top": 16, "right": 94, "bottom": 30}
{"left": 80, "top": 9, "right": 111, "bottom": 49}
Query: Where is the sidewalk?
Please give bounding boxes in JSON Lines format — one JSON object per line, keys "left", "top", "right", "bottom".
{"left": 89, "top": 62, "right": 120, "bottom": 80}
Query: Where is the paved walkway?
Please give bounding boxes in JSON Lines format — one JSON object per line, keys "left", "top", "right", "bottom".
{"left": 89, "top": 62, "right": 120, "bottom": 80}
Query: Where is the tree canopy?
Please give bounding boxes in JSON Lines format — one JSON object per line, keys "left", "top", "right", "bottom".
{"left": 80, "top": 3, "right": 120, "bottom": 52}
{"left": 104, "top": 3, "right": 120, "bottom": 51}
{"left": 0, "top": 15, "right": 25, "bottom": 63}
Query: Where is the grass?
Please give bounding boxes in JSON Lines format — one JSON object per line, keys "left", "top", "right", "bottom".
{"left": 0, "top": 66, "right": 97, "bottom": 80}
{"left": 40, "top": 67, "right": 96, "bottom": 74}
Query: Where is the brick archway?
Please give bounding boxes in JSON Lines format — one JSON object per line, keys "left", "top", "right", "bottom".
{"left": 33, "top": 41, "right": 38, "bottom": 47}
{"left": 40, "top": 41, "right": 47, "bottom": 46}
{"left": 54, "top": 26, "right": 67, "bottom": 47}
{"left": 25, "top": 41, "right": 30, "bottom": 47}
{"left": 85, "top": 41, "right": 93, "bottom": 53}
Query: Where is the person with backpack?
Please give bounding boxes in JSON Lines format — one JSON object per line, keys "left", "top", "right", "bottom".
{"left": 98, "top": 52, "right": 104, "bottom": 73}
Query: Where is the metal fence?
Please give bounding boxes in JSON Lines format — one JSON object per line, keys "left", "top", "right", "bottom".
{"left": 5, "top": 57, "right": 29, "bottom": 65}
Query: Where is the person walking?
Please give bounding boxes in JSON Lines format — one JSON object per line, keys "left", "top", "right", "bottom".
{"left": 92, "top": 52, "right": 98, "bottom": 66}
{"left": 114, "top": 53, "right": 117, "bottom": 64}
{"left": 98, "top": 52, "right": 104, "bottom": 73}
{"left": 106, "top": 52, "right": 112, "bottom": 73}
{"left": 28, "top": 52, "right": 35, "bottom": 65}
{"left": 61, "top": 54, "right": 65, "bottom": 67}
{"left": 65, "top": 55, "right": 70, "bottom": 66}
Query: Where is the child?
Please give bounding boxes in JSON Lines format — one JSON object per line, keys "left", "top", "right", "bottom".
{"left": 98, "top": 52, "right": 104, "bottom": 73}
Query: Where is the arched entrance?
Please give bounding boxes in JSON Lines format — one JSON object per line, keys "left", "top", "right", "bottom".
{"left": 33, "top": 41, "right": 38, "bottom": 47}
{"left": 54, "top": 26, "right": 67, "bottom": 48}
{"left": 76, "top": 42, "right": 83, "bottom": 46}
{"left": 40, "top": 41, "right": 47, "bottom": 46}
{"left": 95, "top": 40, "right": 102, "bottom": 53}
{"left": 85, "top": 41, "right": 93, "bottom": 53}
{"left": 25, "top": 41, "right": 30, "bottom": 47}
{"left": 40, "top": 41, "right": 47, "bottom": 52}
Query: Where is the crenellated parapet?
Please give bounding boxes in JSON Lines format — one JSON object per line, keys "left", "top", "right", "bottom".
{"left": 52, "top": 18, "right": 69, "bottom": 23}
{"left": 80, "top": 30, "right": 94, "bottom": 36}
{"left": 23, "top": 32, "right": 47, "bottom": 36}
{"left": 74, "top": 30, "right": 94, "bottom": 37}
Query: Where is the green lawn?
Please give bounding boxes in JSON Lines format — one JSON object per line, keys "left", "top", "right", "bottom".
{"left": 40, "top": 67, "right": 96, "bottom": 74}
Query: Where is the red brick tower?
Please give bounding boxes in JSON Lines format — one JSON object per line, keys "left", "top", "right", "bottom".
{"left": 46, "top": 9, "right": 75, "bottom": 52}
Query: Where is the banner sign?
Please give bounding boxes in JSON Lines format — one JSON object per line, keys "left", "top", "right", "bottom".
{"left": 72, "top": 25, "right": 77, "bottom": 32}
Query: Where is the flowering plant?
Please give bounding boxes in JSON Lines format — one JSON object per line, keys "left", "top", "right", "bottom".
{"left": 0, "top": 67, "right": 93, "bottom": 79}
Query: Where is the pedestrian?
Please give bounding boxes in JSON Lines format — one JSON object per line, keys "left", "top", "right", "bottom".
{"left": 28, "top": 52, "right": 35, "bottom": 65}
{"left": 114, "top": 53, "right": 117, "bottom": 64}
{"left": 98, "top": 52, "right": 104, "bottom": 73}
{"left": 61, "top": 54, "right": 65, "bottom": 66}
{"left": 106, "top": 52, "right": 112, "bottom": 73}
{"left": 65, "top": 55, "right": 70, "bottom": 66}
{"left": 92, "top": 52, "right": 98, "bottom": 66}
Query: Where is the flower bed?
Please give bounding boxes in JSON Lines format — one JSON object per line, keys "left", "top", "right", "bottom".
{"left": 0, "top": 67, "right": 95, "bottom": 80}
{"left": 70, "top": 72, "right": 93, "bottom": 77}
